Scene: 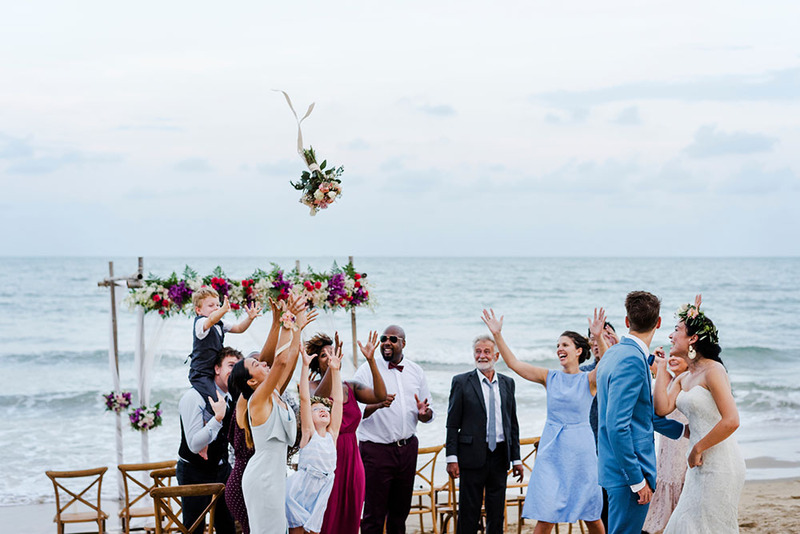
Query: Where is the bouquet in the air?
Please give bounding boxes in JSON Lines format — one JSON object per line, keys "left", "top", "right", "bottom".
{"left": 291, "top": 147, "right": 344, "bottom": 216}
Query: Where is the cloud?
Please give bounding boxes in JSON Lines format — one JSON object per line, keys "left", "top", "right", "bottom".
{"left": 416, "top": 104, "right": 457, "bottom": 117}
{"left": 544, "top": 108, "right": 590, "bottom": 124}
{"left": 0, "top": 133, "right": 34, "bottom": 159}
{"left": 342, "top": 138, "right": 371, "bottom": 151}
{"left": 534, "top": 67, "right": 800, "bottom": 107}
{"left": 3, "top": 148, "right": 122, "bottom": 175}
{"left": 684, "top": 125, "right": 777, "bottom": 158}
{"left": 612, "top": 106, "right": 641, "bottom": 125}
{"left": 173, "top": 158, "right": 212, "bottom": 173}
{"left": 720, "top": 164, "right": 798, "bottom": 195}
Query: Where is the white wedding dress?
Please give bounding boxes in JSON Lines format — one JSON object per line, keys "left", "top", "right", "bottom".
{"left": 664, "top": 387, "right": 745, "bottom": 533}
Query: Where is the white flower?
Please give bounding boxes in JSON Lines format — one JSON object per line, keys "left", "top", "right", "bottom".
{"left": 314, "top": 190, "right": 324, "bottom": 200}
{"left": 327, "top": 191, "right": 337, "bottom": 199}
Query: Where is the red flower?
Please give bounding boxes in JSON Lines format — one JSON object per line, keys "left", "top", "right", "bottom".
{"left": 355, "top": 281, "right": 361, "bottom": 288}
{"left": 231, "top": 303, "right": 240, "bottom": 310}
{"left": 314, "top": 281, "right": 322, "bottom": 289}
{"left": 354, "top": 273, "right": 362, "bottom": 280}
{"left": 152, "top": 294, "right": 161, "bottom": 302}
{"left": 158, "top": 309, "right": 165, "bottom": 315}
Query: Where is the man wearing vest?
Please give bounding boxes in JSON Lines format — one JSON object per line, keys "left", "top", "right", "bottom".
{"left": 177, "top": 347, "right": 241, "bottom": 534}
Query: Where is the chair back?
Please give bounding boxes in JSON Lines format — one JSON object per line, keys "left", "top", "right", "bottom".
{"left": 118, "top": 460, "right": 177, "bottom": 534}
{"left": 414, "top": 444, "right": 444, "bottom": 493}
{"left": 45, "top": 467, "right": 108, "bottom": 525}
{"left": 507, "top": 436, "right": 540, "bottom": 490}
{"left": 150, "top": 466, "right": 177, "bottom": 488}
{"left": 150, "top": 483, "right": 225, "bottom": 534}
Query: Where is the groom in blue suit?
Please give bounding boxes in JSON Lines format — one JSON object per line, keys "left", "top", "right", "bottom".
{"left": 596, "top": 291, "right": 686, "bottom": 534}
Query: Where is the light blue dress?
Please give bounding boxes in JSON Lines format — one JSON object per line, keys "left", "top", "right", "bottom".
{"left": 522, "top": 370, "right": 602, "bottom": 523}
{"left": 241, "top": 395, "right": 297, "bottom": 534}
{"left": 285, "top": 431, "right": 337, "bottom": 532}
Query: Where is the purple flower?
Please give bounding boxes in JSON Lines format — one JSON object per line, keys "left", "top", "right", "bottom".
{"left": 168, "top": 281, "right": 193, "bottom": 307}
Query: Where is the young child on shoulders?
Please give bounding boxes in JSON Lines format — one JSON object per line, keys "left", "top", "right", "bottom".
{"left": 285, "top": 342, "right": 344, "bottom": 534}
{"left": 190, "top": 287, "right": 262, "bottom": 407}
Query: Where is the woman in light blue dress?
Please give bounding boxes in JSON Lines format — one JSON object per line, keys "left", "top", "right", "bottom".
{"left": 286, "top": 341, "right": 344, "bottom": 534}
{"left": 230, "top": 295, "right": 314, "bottom": 534}
{"left": 482, "top": 309, "right": 604, "bottom": 534}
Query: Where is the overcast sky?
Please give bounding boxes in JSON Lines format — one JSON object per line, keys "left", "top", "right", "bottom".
{"left": 2, "top": 1, "right": 799, "bottom": 257}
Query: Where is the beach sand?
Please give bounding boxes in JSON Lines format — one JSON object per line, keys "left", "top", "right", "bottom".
{"left": 2, "top": 478, "right": 798, "bottom": 533}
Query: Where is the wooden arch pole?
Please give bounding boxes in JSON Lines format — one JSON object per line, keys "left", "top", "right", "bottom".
{"left": 349, "top": 256, "right": 358, "bottom": 368}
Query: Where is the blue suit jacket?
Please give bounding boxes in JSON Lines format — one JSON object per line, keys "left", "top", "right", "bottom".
{"left": 596, "top": 337, "right": 683, "bottom": 489}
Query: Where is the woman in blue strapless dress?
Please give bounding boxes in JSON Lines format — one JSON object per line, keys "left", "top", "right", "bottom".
{"left": 482, "top": 309, "right": 604, "bottom": 534}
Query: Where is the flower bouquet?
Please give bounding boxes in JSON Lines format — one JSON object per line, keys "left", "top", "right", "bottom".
{"left": 129, "top": 403, "right": 163, "bottom": 432}
{"left": 291, "top": 147, "right": 344, "bottom": 215}
{"left": 103, "top": 391, "right": 132, "bottom": 414}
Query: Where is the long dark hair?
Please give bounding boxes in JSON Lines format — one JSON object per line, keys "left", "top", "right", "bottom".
{"left": 229, "top": 359, "right": 256, "bottom": 448}
{"left": 685, "top": 318, "right": 724, "bottom": 366}
{"left": 560, "top": 331, "right": 592, "bottom": 364}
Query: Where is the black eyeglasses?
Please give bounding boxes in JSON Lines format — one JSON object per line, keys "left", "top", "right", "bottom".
{"left": 380, "top": 335, "right": 404, "bottom": 343}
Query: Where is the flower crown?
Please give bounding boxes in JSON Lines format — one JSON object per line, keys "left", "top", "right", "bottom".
{"left": 676, "top": 303, "right": 720, "bottom": 345}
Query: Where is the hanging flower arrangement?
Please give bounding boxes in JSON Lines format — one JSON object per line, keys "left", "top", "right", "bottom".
{"left": 103, "top": 391, "right": 132, "bottom": 414}
{"left": 124, "top": 262, "right": 373, "bottom": 318}
{"left": 129, "top": 403, "right": 163, "bottom": 432}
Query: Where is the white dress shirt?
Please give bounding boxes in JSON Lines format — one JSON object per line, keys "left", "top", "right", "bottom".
{"left": 354, "top": 355, "right": 434, "bottom": 444}
{"left": 178, "top": 385, "right": 229, "bottom": 460}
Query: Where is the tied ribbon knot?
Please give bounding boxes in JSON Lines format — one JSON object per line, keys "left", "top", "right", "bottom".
{"left": 388, "top": 362, "right": 404, "bottom": 372}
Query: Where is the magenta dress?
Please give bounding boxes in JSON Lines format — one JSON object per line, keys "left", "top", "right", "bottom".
{"left": 225, "top": 406, "right": 255, "bottom": 534}
{"left": 320, "top": 382, "right": 365, "bottom": 534}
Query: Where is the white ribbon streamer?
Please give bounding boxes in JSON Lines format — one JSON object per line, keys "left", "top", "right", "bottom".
{"left": 275, "top": 90, "right": 315, "bottom": 162}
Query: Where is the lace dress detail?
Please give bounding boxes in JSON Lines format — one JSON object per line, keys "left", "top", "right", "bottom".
{"left": 664, "top": 387, "right": 745, "bottom": 534}
{"left": 643, "top": 408, "right": 689, "bottom": 533}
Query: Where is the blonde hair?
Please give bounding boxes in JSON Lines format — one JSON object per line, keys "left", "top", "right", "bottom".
{"left": 192, "top": 287, "right": 219, "bottom": 311}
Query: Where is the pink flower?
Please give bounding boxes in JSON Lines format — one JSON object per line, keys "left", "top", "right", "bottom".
{"left": 687, "top": 307, "right": 699, "bottom": 319}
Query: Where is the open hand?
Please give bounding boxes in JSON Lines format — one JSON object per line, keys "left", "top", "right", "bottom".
{"left": 269, "top": 297, "right": 281, "bottom": 321}
{"left": 220, "top": 295, "right": 231, "bottom": 314}
{"left": 297, "top": 309, "right": 318, "bottom": 331}
{"left": 245, "top": 301, "right": 263, "bottom": 320}
{"left": 588, "top": 307, "right": 606, "bottom": 341}
{"left": 414, "top": 394, "right": 430, "bottom": 416}
{"left": 328, "top": 345, "right": 342, "bottom": 371}
{"left": 694, "top": 294, "right": 703, "bottom": 309}
{"left": 300, "top": 346, "right": 313, "bottom": 368}
{"left": 358, "top": 331, "right": 379, "bottom": 362}
{"left": 481, "top": 309, "right": 504, "bottom": 336}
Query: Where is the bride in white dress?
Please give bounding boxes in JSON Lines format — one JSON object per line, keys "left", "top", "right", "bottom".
{"left": 653, "top": 296, "right": 745, "bottom": 534}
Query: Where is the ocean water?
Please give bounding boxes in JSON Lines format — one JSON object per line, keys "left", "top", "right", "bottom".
{"left": 1, "top": 257, "right": 799, "bottom": 506}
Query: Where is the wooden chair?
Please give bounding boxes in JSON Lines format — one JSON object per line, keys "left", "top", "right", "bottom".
{"left": 435, "top": 475, "right": 458, "bottom": 534}
{"left": 45, "top": 466, "right": 109, "bottom": 534}
{"left": 505, "top": 437, "right": 540, "bottom": 534}
{"left": 150, "top": 483, "right": 225, "bottom": 534}
{"left": 147, "top": 468, "right": 179, "bottom": 533}
{"left": 409, "top": 444, "right": 444, "bottom": 534}
{"left": 118, "top": 460, "right": 177, "bottom": 534}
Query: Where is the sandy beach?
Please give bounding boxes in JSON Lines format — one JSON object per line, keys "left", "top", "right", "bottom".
{"left": 3, "top": 477, "right": 798, "bottom": 534}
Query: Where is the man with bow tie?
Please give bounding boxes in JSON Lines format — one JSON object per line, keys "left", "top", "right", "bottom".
{"left": 354, "top": 325, "right": 434, "bottom": 534}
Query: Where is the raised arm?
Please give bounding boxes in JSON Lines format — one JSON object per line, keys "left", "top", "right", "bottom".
{"left": 202, "top": 295, "right": 230, "bottom": 330}
{"left": 351, "top": 331, "right": 388, "bottom": 404}
{"left": 588, "top": 307, "right": 610, "bottom": 358}
{"left": 327, "top": 343, "right": 344, "bottom": 440}
{"left": 653, "top": 348, "right": 681, "bottom": 416}
{"left": 228, "top": 301, "right": 263, "bottom": 333}
{"left": 259, "top": 298, "right": 283, "bottom": 364}
{"left": 687, "top": 365, "right": 739, "bottom": 468}
{"left": 297, "top": 346, "right": 315, "bottom": 449}
{"left": 311, "top": 332, "right": 343, "bottom": 398}
{"left": 481, "top": 309, "right": 548, "bottom": 386}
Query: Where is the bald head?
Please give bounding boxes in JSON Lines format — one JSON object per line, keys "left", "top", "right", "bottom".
{"left": 380, "top": 325, "right": 406, "bottom": 363}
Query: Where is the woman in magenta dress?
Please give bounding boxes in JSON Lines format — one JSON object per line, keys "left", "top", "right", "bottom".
{"left": 306, "top": 331, "right": 387, "bottom": 534}
{"left": 225, "top": 403, "right": 255, "bottom": 534}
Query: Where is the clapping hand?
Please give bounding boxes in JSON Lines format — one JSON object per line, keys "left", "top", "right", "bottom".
{"left": 245, "top": 301, "right": 263, "bottom": 320}
{"left": 481, "top": 309, "right": 504, "bottom": 336}
{"left": 358, "top": 331, "right": 379, "bottom": 362}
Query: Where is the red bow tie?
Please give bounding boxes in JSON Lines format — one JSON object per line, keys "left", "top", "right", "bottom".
{"left": 388, "top": 362, "right": 404, "bottom": 372}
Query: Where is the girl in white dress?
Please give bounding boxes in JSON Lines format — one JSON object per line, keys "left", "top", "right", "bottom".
{"left": 286, "top": 342, "right": 344, "bottom": 534}
{"left": 653, "top": 295, "right": 745, "bottom": 534}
